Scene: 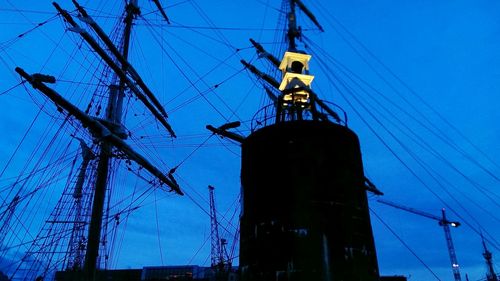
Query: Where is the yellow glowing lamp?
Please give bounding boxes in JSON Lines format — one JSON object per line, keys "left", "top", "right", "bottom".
{"left": 278, "top": 51, "right": 315, "bottom": 104}
{"left": 279, "top": 51, "right": 312, "bottom": 75}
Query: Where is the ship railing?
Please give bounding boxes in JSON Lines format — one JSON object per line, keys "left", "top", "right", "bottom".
{"left": 250, "top": 101, "right": 348, "bottom": 132}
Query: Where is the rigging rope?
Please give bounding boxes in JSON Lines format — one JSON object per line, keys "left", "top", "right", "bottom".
{"left": 370, "top": 208, "right": 442, "bottom": 281}
{"left": 316, "top": 54, "right": 500, "bottom": 251}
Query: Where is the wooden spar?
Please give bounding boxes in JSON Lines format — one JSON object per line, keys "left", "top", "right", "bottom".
{"left": 151, "top": 0, "right": 171, "bottom": 23}
{"left": 293, "top": 0, "right": 324, "bottom": 32}
{"left": 240, "top": 60, "right": 280, "bottom": 89}
{"left": 116, "top": 1, "right": 138, "bottom": 127}
{"left": 73, "top": 138, "right": 95, "bottom": 199}
{"left": 85, "top": 140, "right": 110, "bottom": 281}
{"left": 14, "top": 67, "right": 183, "bottom": 195}
{"left": 287, "top": 0, "right": 298, "bottom": 51}
{"left": 206, "top": 125, "right": 245, "bottom": 143}
{"left": 287, "top": 0, "right": 324, "bottom": 51}
{"left": 52, "top": 2, "right": 176, "bottom": 138}
{"left": 249, "top": 38, "right": 281, "bottom": 68}
{"left": 71, "top": 0, "right": 170, "bottom": 121}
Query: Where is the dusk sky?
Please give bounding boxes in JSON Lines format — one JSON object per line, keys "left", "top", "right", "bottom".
{"left": 1, "top": 1, "right": 500, "bottom": 280}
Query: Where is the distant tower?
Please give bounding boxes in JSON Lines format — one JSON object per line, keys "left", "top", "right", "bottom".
{"left": 238, "top": 3, "right": 380, "bottom": 280}
{"left": 482, "top": 235, "right": 498, "bottom": 281}
{"left": 209, "top": 185, "right": 231, "bottom": 275}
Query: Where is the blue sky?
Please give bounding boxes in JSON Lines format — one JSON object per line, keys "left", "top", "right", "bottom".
{"left": 1, "top": 0, "right": 500, "bottom": 280}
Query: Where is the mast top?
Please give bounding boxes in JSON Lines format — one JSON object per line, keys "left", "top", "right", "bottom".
{"left": 242, "top": 0, "right": 346, "bottom": 129}
{"left": 286, "top": 0, "right": 324, "bottom": 52}
{"left": 279, "top": 0, "right": 321, "bottom": 108}
{"left": 286, "top": 0, "right": 299, "bottom": 51}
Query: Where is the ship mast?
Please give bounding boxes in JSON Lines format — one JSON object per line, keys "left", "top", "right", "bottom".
{"left": 83, "top": 1, "right": 140, "bottom": 280}
{"left": 15, "top": 0, "right": 182, "bottom": 279}
{"left": 238, "top": 0, "right": 342, "bottom": 130}
{"left": 276, "top": 0, "right": 318, "bottom": 122}
{"left": 287, "top": 0, "right": 299, "bottom": 51}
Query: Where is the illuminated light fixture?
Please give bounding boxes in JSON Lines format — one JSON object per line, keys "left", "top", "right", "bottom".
{"left": 278, "top": 51, "right": 315, "bottom": 104}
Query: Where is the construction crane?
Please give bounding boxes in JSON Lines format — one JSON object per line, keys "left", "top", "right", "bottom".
{"left": 377, "top": 199, "right": 462, "bottom": 281}
{"left": 481, "top": 233, "right": 499, "bottom": 281}
{"left": 208, "top": 185, "right": 230, "bottom": 276}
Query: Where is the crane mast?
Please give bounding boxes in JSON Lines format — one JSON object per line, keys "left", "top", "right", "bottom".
{"left": 482, "top": 234, "right": 499, "bottom": 281}
{"left": 208, "top": 186, "right": 230, "bottom": 272}
{"left": 377, "top": 199, "right": 461, "bottom": 281}
{"left": 440, "top": 209, "right": 461, "bottom": 281}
